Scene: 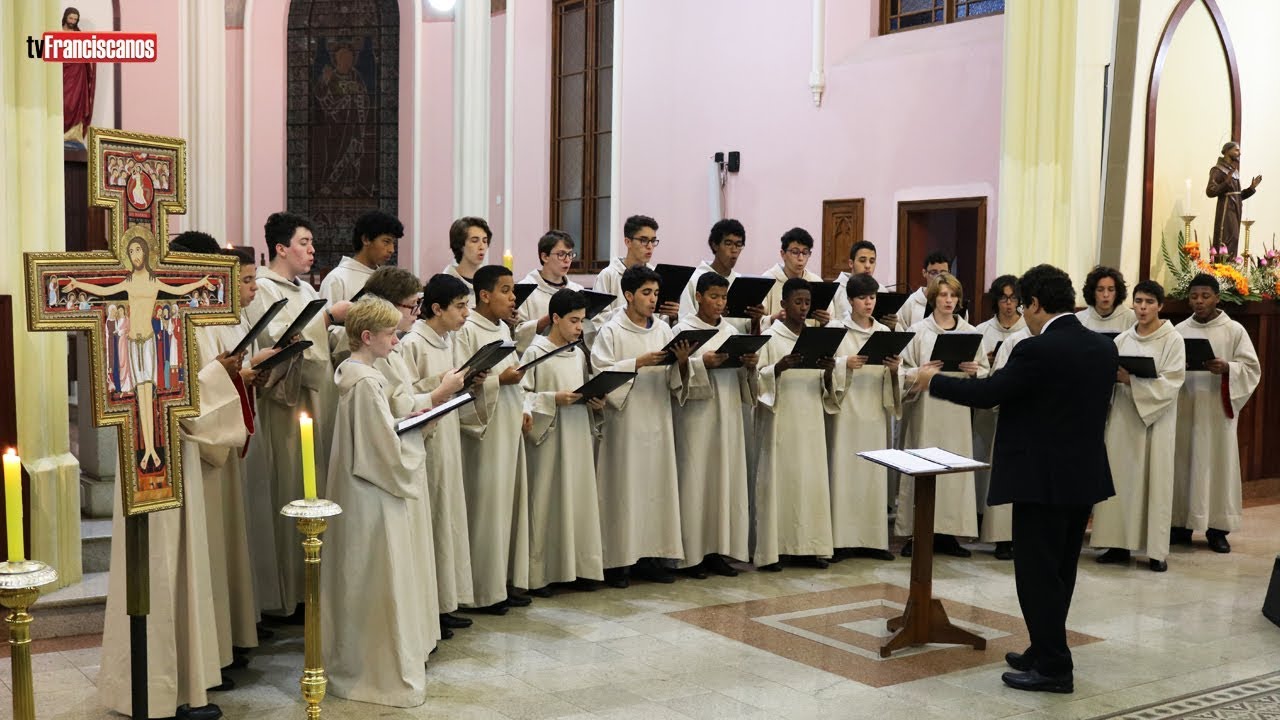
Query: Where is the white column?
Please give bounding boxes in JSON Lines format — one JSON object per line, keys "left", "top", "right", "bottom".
{"left": 609, "top": 0, "right": 624, "bottom": 257}
{"left": 503, "top": 0, "right": 515, "bottom": 267}
{"left": 453, "top": 0, "right": 491, "bottom": 219}
{"left": 178, "top": 0, "right": 227, "bottom": 239}
{"left": 810, "top": 0, "right": 826, "bottom": 107}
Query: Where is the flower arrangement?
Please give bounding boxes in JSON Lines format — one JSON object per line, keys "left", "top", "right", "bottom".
{"left": 1161, "top": 231, "right": 1280, "bottom": 303}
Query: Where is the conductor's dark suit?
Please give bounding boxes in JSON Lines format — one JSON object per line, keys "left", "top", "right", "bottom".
{"left": 929, "top": 313, "right": 1117, "bottom": 676}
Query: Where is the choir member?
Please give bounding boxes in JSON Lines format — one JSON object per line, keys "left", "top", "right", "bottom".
{"left": 1171, "top": 273, "right": 1261, "bottom": 553}
{"left": 832, "top": 240, "right": 894, "bottom": 328}
{"left": 319, "top": 210, "right": 402, "bottom": 303}
{"left": 677, "top": 218, "right": 764, "bottom": 333}
{"left": 1077, "top": 265, "right": 1136, "bottom": 333}
{"left": 896, "top": 251, "right": 952, "bottom": 331}
{"left": 760, "top": 227, "right": 828, "bottom": 331}
{"left": 1091, "top": 280, "right": 1185, "bottom": 572}
{"left": 443, "top": 216, "right": 492, "bottom": 307}
{"left": 594, "top": 214, "right": 669, "bottom": 318}
{"left": 972, "top": 275, "right": 1024, "bottom": 559}
{"left": 515, "top": 230, "right": 593, "bottom": 354}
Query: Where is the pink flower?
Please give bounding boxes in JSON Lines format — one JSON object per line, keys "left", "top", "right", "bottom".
{"left": 1217, "top": 245, "right": 1229, "bottom": 255}
{"left": 1234, "top": 255, "right": 1244, "bottom": 264}
{"left": 1260, "top": 257, "right": 1269, "bottom": 267}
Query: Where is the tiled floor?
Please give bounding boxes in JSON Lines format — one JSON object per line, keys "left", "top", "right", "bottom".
{"left": 6, "top": 503, "right": 1280, "bottom": 720}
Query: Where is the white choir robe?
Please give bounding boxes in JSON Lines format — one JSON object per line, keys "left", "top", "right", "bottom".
{"left": 896, "top": 315, "right": 987, "bottom": 537}
{"left": 593, "top": 257, "right": 638, "bottom": 315}
{"left": 1090, "top": 322, "right": 1185, "bottom": 561}
{"left": 677, "top": 262, "right": 753, "bottom": 334}
{"left": 754, "top": 323, "right": 838, "bottom": 566}
{"left": 318, "top": 256, "right": 375, "bottom": 303}
{"left": 1076, "top": 305, "right": 1137, "bottom": 333}
{"left": 242, "top": 266, "right": 338, "bottom": 614}
{"left": 827, "top": 318, "right": 899, "bottom": 551}
{"left": 895, "top": 288, "right": 928, "bottom": 332}
{"left": 830, "top": 272, "right": 890, "bottom": 326}
{"left": 456, "top": 312, "right": 531, "bottom": 603}
{"left": 98, "top": 341, "right": 245, "bottom": 717}
{"left": 322, "top": 361, "right": 432, "bottom": 708}
{"left": 971, "top": 316, "right": 1025, "bottom": 543}
{"left": 759, "top": 263, "right": 824, "bottom": 332}
{"left": 590, "top": 312, "right": 687, "bottom": 568}
{"left": 398, "top": 320, "right": 474, "bottom": 612}
{"left": 443, "top": 261, "right": 478, "bottom": 308}
{"left": 1172, "top": 312, "right": 1261, "bottom": 532}
{"left": 203, "top": 324, "right": 261, "bottom": 659}
{"left": 520, "top": 336, "right": 605, "bottom": 587}
{"left": 513, "top": 269, "right": 596, "bottom": 354}
{"left": 672, "top": 315, "right": 754, "bottom": 566}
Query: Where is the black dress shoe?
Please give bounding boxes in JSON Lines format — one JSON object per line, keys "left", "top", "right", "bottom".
{"left": 255, "top": 624, "right": 275, "bottom": 641}
{"left": 1170, "top": 527, "right": 1193, "bottom": 545}
{"left": 633, "top": 562, "right": 676, "bottom": 584}
{"left": 440, "top": 626, "right": 454, "bottom": 640}
{"left": 528, "top": 586, "right": 553, "bottom": 598}
{"left": 572, "top": 577, "right": 601, "bottom": 591}
{"left": 1206, "top": 529, "right": 1231, "bottom": 554}
{"left": 604, "top": 568, "right": 630, "bottom": 588}
{"left": 176, "top": 703, "right": 223, "bottom": 720}
{"left": 934, "top": 535, "right": 971, "bottom": 558}
{"left": 227, "top": 653, "right": 250, "bottom": 670}
{"left": 704, "top": 554, "right": 739, "bottom": 577}
{"left": 1004, "top": 651, "right": 1033, "bottom": 672}
{"left": 1096, "top": 548, "right": 1131, "bottom": 564}
{"left": 849, "top": 547, "right": 896, "bottom": 561}
{"left": 506, "top": 593, "right": 532, "bottom": 607}
{"left": 1149, "top": 559, "right": 1168, "bottom": 572}
{"left": 464, "top": 602, "right": 509, "bottom": 615}
{"left": 678, "top": 564, "right": 709, "bottom": 579}
{"left": 993, "top": 542, "right": 1014, "bottom": 561}
{"left": 209, "top": 673, "right": 235, "bottom": 692}
{"left": 795, "top": 556, "right": 829, "bottom": 569}
{"left": 756, "top": 562, "right": 782, "bottom": 572}
{"left": 1001, "top": 669, "right": 1073, "bottom": 694}
{"left": 440, "top": 613, "right": 473, "bottom": 629}
{"left": 900, "top": 539, "right": 913, "bottom": 558}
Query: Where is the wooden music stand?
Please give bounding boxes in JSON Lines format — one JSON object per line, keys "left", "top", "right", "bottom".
{"left": 859, "top": 449, "right": 990, "bottom": 658}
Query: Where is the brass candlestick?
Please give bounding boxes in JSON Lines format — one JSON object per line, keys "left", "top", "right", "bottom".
{"left": 1180, "top": 214, "right": 1196, "bottom": 247}
{"left": 1242, "top": 219, "right": 1255, "bottom": 258}
{"left": 0, "top": 561, "right": 59, "bottom": 720}
{"left": 280, "top": 499, "right": 342, "bottom": 720}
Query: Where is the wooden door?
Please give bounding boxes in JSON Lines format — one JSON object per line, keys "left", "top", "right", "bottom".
{"left": 821, "top": 198, "right": 864, "bottom": 281}
{"left": 895, "top": 198, "right": 988, "bottom": 323}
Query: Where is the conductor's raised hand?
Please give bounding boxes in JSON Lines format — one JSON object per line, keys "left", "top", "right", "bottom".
{"left": 911, "top": 363, "right": 942, "bottom": 395}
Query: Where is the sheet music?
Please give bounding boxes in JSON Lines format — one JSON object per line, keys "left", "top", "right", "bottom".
{"left": 905, "top": 447, "right": 986, "bottom": 469}
{"left": 857, "top": 449, "right": 948, "bottom": 474}
{"left": 396, "top": 393, "right": 474, "bottom": 433}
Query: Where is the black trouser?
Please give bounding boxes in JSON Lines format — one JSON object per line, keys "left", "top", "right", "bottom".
{"left": 1010, "top": 502, "right": 1091, "bottom": 676}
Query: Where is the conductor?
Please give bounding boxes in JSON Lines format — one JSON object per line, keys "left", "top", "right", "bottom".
{"left": 910, "top": 264, "right": 1117, "bottom": 694}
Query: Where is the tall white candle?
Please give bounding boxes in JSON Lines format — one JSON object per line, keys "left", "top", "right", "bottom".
{"left": 1184, "top": 178, "right": 1192, "bottom": 214}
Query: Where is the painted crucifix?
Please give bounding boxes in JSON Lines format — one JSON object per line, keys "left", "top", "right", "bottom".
{"left": 24, "top": 128, "right": 241, "bottom": 515}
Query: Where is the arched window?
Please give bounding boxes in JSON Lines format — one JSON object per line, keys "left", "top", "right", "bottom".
{"left": 286, "top": 0, "right": 400, "bottom": 278}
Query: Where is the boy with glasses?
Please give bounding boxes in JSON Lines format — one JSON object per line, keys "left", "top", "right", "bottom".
{"left": 594, "top": 215, "right": 679, "bottom": 319}
{"left": 678, "top": 218, "right": 765, "bottom": 333}
{"left": 896, "top": 251, "right": 952, "bottom": 331}
{"left": 515, "top": 230, "right": 594, "bottom": 353}
{"left": 760, "top": 227, "right": 828, "bottom": 331}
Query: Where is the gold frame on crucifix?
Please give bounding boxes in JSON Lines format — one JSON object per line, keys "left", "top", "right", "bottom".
{"left": 23, "top": 128, "right": 242, "bottom": 516}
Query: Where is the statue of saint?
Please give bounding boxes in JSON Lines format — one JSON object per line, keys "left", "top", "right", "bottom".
{"left": 1206, "top": 142, "right": 1262, "bottom": 257}
{"left": 61, "top": 7, "right": 97, "bottom": 147}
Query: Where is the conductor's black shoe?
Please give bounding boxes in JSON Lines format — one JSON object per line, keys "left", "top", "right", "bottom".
{"left": 528, "top": 586, "right": 554, "bottom": 598}
{"left": 1206, "top": 529, "right": 1231, "bottom": 554}
{"left": 935, "top": 535, "right": 971, "bottom": 558}
{"left": 993, "top": 542, "right": 1014, "bottom": 561}
{"left": 604, "top": 568, "right": 630, "bottom": 588}
{"left": 757, "top": 562, "right": 782, "bottom": 572}
{"left": 466, "top": 602, "right": 509, "bottom": 615}
{"left": 1096, "top": 548, "right": 1130, "bottom": 564}
{"left": 440, "top": 626, "right": 454, "bottom": 640}
{"left": 209, "top": 673, "right": 235, "bottom": 692}
{"left": 1170, "top": 527, "right": 1193, "bottom": 545}
{"left": 175, "top": 703, "right": 223, "bottom": 720}
{"left": 440, "top": 613, "right": 473, "bottom": 629}
{"left": 704, "top": 554, "right": 739, "bottom": 577}
{"left": 1001, "top": 670, "right": 1074, "bottom": 694}
{"left": 1149, "top": 559, "right": 1168, "bottom": 572}
{"left": 1004, "top": 651, "right": 1033, "bottom": 672}
{"left": 900, "top": 539, "right": 913, "bottom": 558}
{"left": 506, "top": 593, "right": 532, "bottom": 607}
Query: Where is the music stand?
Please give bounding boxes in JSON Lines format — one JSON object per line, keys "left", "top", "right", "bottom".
{"left": 858, "top": 448, "right": 991, "bottom": 658}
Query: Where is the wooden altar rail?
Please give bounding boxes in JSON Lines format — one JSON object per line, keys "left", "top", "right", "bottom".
{"left": 1161, "top": 299, "right": 1279, "bottom": 498}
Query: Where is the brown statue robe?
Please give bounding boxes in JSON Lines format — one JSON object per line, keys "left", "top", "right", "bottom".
{"left": 1206, "top": 160, "right": 1255, "bottom": 256}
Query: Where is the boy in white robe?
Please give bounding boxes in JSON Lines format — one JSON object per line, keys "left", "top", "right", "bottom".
{"left": 319, "top": 210, "right": 402, "bottom": 303}
{"left": 760, "top": 227, "right": 829, "bottom": 331}
{"left": 895, "top": 251, "right": 952, "bottom": 331}
{"left": 322, "top": 298, "right": 432, "bottom": 708}
{"left": 442, "top": 216, "right": 492, "bottom": 308}
{"left": 677, "top": 218, "right": 766, "bottom": 333}
{"left": 1092, "top": 280, "right": 1185, "bottom": 572}
{"left": 972, "top": 275, "right": 1025, "bottom": 560}
{"left": 399, "top": 274, "right": 477, "bottom": 634}
{"left": 1076, "top": 265, "right": 1137, "bottom": 333}
{"left": 898, "top": 273, "right": 987, "bottom": 557}
{"left": 755, "top": 278, "right": 838, "bottom": 571}
{"left": 831, "top": 240, "right": 897, "bottom": 329}
{"left": 594, "top": 214, "right": 675, "bottom": 320}
{"left": 456, "top": 264, "right": 533, "bottom": 611}
{"left": 673, "top": 272, "right": 758, "bottom": 576}
{"left": 591, "top": 264, "right": 694, "bottom": 587}
{"left": 827, "top": 273, "right": 900, "bottom": 561}
{"left": 242, "top": 212, "right": 349, "bottom": 618}
{"left": 515, "top": 230, "right": 595, "bottom": 353}
{"left": 1171, "top": 273, "right": 1261, "bottom": 553}
{"left": 520, "top": 289, "right": 607, "bottom": 592}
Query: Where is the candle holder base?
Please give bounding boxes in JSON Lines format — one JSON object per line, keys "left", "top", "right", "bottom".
{"left": 281, "top": 498, "right": 343, "bottom": 520}
{"left": 281, "top": 499, "right": 341, "bottom": 719}
{"left": 0, "top": 561, "right": 58, "bottom": 720}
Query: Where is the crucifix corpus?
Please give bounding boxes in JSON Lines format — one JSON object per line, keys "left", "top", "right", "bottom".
{"left": 23, "top": 128, "right": 241, "bottom": 719}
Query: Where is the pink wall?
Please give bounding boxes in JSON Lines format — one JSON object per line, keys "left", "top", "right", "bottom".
{"left": 509, "top": 0, "right": 553, "bottom": 276}
{"left": 420, "top": 20, "right": 456, "bottom": 274}
{"left": 119, "top": 0, "right": 179, "bottom": 137}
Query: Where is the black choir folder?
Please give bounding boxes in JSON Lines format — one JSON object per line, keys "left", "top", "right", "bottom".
{"left": 396, "top": 392, "right": 475, "bottom": 434}
{"left": 516, "top": 340, "right": 581, "bottom": 372}
{"left": 574, "top": 371, "right": 637, "bottom": 403}
{"left": 855, "top": 331, "right": 915, "bottom": 365}
{"left": 654, "top": 329, "right": 719, "bottom": 365}
{"left": 655, "top": 264, "right": 697, "bottom": 308}
{"left": 272, "top": 298, "right": 328, "bottom": 349}
{"left": 1183, "top": 338, "right": 1216, "bottom": 371}
{"left": 724, "top": 276, "right": 775, "bottom": 318}
{"left": 872, "top": 292, "right": 909, "bottom": 321}
{"left": 806, "top": 282, "right": 840, "bottom": 319}
{"left": 789, "top": 326, "right": 846, "bottom": 369}
{"left": 714, "top": 334, "right": 771, "bottom": 368}
{"left": 231, "top": 298, "right": 288, "bottom": 355}
{"left": 459, "top": 340, "right": 517, "bottom": 382}
{"left": 581, "top": 290, "right": 616, "bottom": 320}
{"left": 251, "top": 340, "right": 313, "bottom": 372}
{"left": 513, "top": 283, "right": 538, "bottom": 309}
{"left": 928, "top": 332, "right": 983, "bottom": 372}
{"left": 1117, "top": 355, "right": 1158, "bottom": 379}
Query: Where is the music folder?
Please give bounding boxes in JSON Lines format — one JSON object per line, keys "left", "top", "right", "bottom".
{"left": 872, "top": 291, "right": 909, "bottom": 321}
{"left": 714, "top": 334, "right": 771, "bottom": 368}
{"left": 655, "top": 264, "right": 697, "bottom": 308}
{"left": 231, "top": 298, "right": 288, "bottom": 355}
{"left": 573, "top": 371, "right": 637, "bottom": 403}
{"left": 396, "top": 392, "right": 475, "bottom": 434}
{"left": 928, "top": 332, "right": 983, "bottom": 372}
{"left": 581, "top": 290, "right": 616, "bottom": 320}
{"left": 654, "top": 329, "right": 719, "bottom": 365}
{"left": 272, "top": 298, "right": 329, "bottom": 349}
{"left": 514, "top": 283, "right": 538, "bottom": 309}
{"left": 806, "top": 282, "right": 840, "bottom": 319}
{"left": 459, "top": 340, "right": 517, "bottom": 382}
{"left": 1183, "top": 338, "right": 1216, "bottom": 371}
{"left": 724, "top": 276, "right": 775, "bottom": 318}
{"left": 1117, "top": 355, "right": 1158, "bottom": 379}
{"left": 252, "top": 340, "right": 313, "bottom": 372}
{"left": 789, "top": 326, "right": 846, "bottom": 369}
{"left": 855, "top": 331, "right": 915, "bottom": 365}
{"left": 516, "top": 340, "right": 581, "bottom": 372}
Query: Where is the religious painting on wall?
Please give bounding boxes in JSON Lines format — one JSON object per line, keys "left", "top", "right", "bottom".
{"left": 24, "top": 128, "right": 241, "bottom": 515}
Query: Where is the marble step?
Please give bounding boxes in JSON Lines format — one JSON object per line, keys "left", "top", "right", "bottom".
{"left": 81, "top": 517, "right": 112, "bottom": 574}
{"left": 31, "top": 570, "right": 107, "bottom": 640}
